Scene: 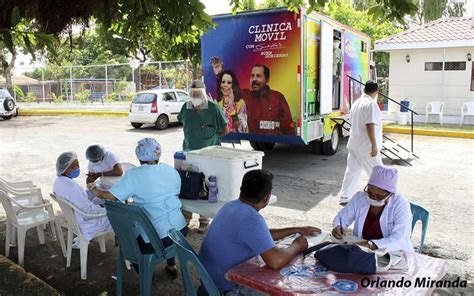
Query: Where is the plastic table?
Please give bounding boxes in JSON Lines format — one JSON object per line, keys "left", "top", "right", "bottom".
{"left": 227, "top": 251, "right": 448, "bottom": 295}
{"left": 99, "top": 176, "right": 277, "bottom": 218}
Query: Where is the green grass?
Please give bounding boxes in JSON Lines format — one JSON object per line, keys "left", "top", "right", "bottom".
{"left": 384, "top": 122, "right": 474, "bottom": 133}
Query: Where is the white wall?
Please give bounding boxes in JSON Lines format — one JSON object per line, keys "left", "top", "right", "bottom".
{"left": 387, "top": 47, "right": 474, "bottom": 119}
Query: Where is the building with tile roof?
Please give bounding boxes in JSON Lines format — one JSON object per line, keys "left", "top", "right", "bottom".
{"left": 374, "top": 17, "right": 474, "bottom": 123}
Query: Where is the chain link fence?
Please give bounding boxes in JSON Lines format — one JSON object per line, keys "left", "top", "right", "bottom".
{"left": 6, "top": 60, "right": 193, "bottom": 104}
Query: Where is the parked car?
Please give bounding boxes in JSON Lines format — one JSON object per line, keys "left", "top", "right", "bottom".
{"left": 128, "top": 89, "right": 189, "bottom": 130}
{"left": 0, "top": 88, "right": 19, "bottom": 120}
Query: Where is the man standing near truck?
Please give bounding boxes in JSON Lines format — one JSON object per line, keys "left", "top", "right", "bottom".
{"left": 338, "top": 80, "right": 383, "bottom": 205}
{"left": 178, "top": 80, "right": 229, "bottom": 233}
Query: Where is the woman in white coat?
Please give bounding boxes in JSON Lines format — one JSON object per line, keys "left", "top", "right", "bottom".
{"left": 332, "top": 165, "right": 414, "bottom": 253}
{"left": 53, "top": 152, "right": 113, "bottom": 245}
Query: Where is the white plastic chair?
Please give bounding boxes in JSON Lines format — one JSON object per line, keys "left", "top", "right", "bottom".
{"left": 0, "top": 188, "right": 66, "bottom": 266}
{"left": 0, "top": 183, "right": 50, "bottom": 246}
{"left": 425, "top": 102, "right": 445, "bottom": 125}
{"left": 51, "top": 193, "right": 113, "bottom": 280}
{"left": 0, "top": 177, "right": 35, "bottom": 190}
{"left": 460, "top": 102, "right": 474, "bottom": 126}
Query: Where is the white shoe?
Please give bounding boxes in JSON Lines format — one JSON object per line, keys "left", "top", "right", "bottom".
{"left": 72, "top": 237, "right": 81, "bottom": 250}
{"left": 339, "top": 196, "right": 350, "bottom": 206}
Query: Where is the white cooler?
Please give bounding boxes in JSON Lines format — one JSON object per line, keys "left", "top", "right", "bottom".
{"left": 185, "top": 146, "right": 265, "bottom": 202}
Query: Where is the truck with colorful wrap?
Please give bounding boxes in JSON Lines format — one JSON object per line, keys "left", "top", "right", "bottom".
{"left": 201, "top": 7, "right": 372, "bottom": 154}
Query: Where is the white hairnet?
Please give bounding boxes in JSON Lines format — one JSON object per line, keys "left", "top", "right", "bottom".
{"left": 56, "top": 151, "right": 78, "bottom": 176}
{"left": 186, "top": 80, "right": 209, "bottom": 109}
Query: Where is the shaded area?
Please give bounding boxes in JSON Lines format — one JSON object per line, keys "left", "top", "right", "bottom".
{"left": 0, "top": 217, "right": 205, "bottom": 295}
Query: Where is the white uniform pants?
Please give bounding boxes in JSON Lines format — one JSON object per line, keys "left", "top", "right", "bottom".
{"left": 339, "top": 148, "right": 383, "bottom": 199}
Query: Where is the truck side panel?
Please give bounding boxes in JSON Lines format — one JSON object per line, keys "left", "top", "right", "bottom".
{"left": 202, "top": 10, "right": 302, "bottom": 144}
{"left": 342, "top": 31, "right": 370, "bottom": 113}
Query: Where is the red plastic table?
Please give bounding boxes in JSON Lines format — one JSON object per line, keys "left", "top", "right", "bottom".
{"left": 227, "top": 252, "right": 448, "bottom": 295}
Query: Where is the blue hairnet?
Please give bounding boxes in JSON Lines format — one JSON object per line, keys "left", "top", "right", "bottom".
{"left": 86, "top": 145, "right": 106, "bottom": 161}
{"left": 56, "top": 151, "right": 78, "bottom": 176}
{"left": 135, "top": 138, "right": 162, "bottom": 161}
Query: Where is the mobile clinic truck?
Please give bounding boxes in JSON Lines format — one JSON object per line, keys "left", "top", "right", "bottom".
{"left": 201, "top": 7, "right": 372, "bottom": 154}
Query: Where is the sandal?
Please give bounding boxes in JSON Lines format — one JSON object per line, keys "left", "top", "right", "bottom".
{"left": 165, "top": 265, "right": 178, "bottom": 279}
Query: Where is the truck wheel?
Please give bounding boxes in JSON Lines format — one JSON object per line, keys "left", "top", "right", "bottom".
{"left": 321, "top": 126, "right": 340, "bottom": 155}
{"left": 3, "top": 98, "right": 15, "bottom": 112}
{"left": 155, "top": 114, "right": 169, "bottom": 130}
{"left": 250, "top": 141, "right": 275, "bottom": 151}
{"left": 131, "top": 122, "right": 143, "bottom": 129}
{"left": 309, "top": 140, "right": 322, "bottom": 154}
{"left": 262, "top": 142, "right": 275, "bottom": 150}
{"left": 250, "top": 141, "right": 262, "bottom": 150}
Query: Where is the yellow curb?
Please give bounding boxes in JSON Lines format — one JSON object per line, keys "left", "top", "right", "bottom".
{"left": 19, "top": 109, "right": 128, "bottom": 117}
{"left": 383, "top": 126, "right": 474, "bottom": 139}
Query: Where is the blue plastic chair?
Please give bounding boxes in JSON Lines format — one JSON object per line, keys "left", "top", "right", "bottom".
{"left": 168, "top": 229, "right": 220, "bottom": 296}
{"left": 104, "top": 201, "right": 176, "bottom": 296}
{"left": 410, "top": 203, "right": 429, "bottom": 253}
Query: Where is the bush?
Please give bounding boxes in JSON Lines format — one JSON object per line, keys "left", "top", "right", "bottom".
{"left": 50, "top": 93, "right": 64, "bottom": 104}
{"left": 75, "top": 90, "right": 92, "bottom": 104}
{"left": 23, "top": 92, "right": 36, "bottom": 103}
{"left": 12, "top": 85, "right": 25, "bottom": 101}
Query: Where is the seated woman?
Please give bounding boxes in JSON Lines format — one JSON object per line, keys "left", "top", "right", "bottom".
{"left": 332, "top": 165, "right": 414, "bottom": 253}
{"left": 216, "top": 70, "right": 248, "bottom": 133}
{"left": 88, "top": 137, "right": 187, "bottom": 277}
{"left": 53, "top": 152, "right": 113, "bottom": 247}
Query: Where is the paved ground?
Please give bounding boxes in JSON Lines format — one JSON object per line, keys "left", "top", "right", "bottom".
{"left": 0, "top": 116, "right": 473, "bottom": 295}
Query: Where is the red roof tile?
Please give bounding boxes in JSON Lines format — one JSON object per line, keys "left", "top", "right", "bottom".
{"left": 376, "top": 17, "right": 474, "bottom": 45}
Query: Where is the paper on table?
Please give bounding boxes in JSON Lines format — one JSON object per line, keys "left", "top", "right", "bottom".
{"left": 278, "top": 231, "right": 330, "bottom": 247}
{"left": 330, "top": 234, "right": 365, "bottom": 244}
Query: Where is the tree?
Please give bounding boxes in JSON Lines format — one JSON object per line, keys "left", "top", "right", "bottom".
{"left": 230, "top": 0, "right": 418, "bottom": 23}
{"left": 323, "top": 1, "right": 403, "bottom": 78}
{"left": 0, "top": 0, "right": 213, "bottom": 89}
{"left": 413, "top": 0, "right": 466, "bottom": 24}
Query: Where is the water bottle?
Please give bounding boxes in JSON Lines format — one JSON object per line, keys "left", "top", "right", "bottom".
{"left": 208, "top": 176, "right": 218, "bottom": 203}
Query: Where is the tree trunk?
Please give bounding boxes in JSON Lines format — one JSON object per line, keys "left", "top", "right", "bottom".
{"left": 0, "top": 49, "right": 17, "bottom": 92}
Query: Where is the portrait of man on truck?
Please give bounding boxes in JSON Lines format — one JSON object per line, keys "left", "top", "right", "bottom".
{"left": 241, "top": 64, "right": 295, "bottom": 135}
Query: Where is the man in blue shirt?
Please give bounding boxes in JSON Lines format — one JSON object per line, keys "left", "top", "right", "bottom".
{"left": 199, "top": 169, "right": 320, "bottom": 294}
{"left": 88, "top": 137, "right": 187, "bottom": 277}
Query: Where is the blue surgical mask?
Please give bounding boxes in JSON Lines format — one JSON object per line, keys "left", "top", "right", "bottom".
{"left": 68, "top": 168, "right": 80, "bottom": 179}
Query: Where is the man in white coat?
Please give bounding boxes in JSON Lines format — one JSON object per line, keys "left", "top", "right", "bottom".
{"left": 332, "top": 165, "right": 413, "bottom": 253}
{"left": 53, "top": 151, "right": 113, "bottom": 248}
{"left": 338, "top": 80, "right": 383, "bottom": 205}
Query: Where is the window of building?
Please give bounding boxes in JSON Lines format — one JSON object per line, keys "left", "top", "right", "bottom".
{"left": 425, "top": 62, "right": 443, "bottom": 71}
{"left": 471, "top": 63, "right": 474, "bottom": 91}
{"left": 444, "top": 61, "right": 466, "bottom": 71}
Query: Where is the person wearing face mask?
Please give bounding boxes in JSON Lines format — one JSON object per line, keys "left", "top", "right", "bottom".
{"left": 338, "top": 80, "right": 383, "bottom": 205}
{"left": 178, "top": 80, "right": 229, "bottom": 150}
{"left": 331, "top": 165, "right": 413, "bottom": 253}
{"left": 53, "top": 151, "right": 113, "bottom": 248}
{"left": 177, "top": 80, "right": 229, "bottom": 233}
{"left": 85, "top": 145, "right": 123, "bottom": 186}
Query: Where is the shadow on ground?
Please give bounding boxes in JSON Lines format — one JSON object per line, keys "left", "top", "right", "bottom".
{"left": 0, "top": 217, "right": 204, "bottom": 295}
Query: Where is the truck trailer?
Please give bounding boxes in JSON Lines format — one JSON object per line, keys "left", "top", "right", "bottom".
{"left": 202, "top": 7, "right": 372, "bottom": 154}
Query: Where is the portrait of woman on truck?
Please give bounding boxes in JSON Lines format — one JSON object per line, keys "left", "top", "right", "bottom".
{"left": 216, "top": 69, "right": 249, "bottom": 133}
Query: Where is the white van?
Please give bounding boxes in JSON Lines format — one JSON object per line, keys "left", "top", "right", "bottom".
{"left": 128, "top": 89, "right": 189, "bottom": 129}
{"left": 0, "top": 89, "right": 19, "bottom": 120}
